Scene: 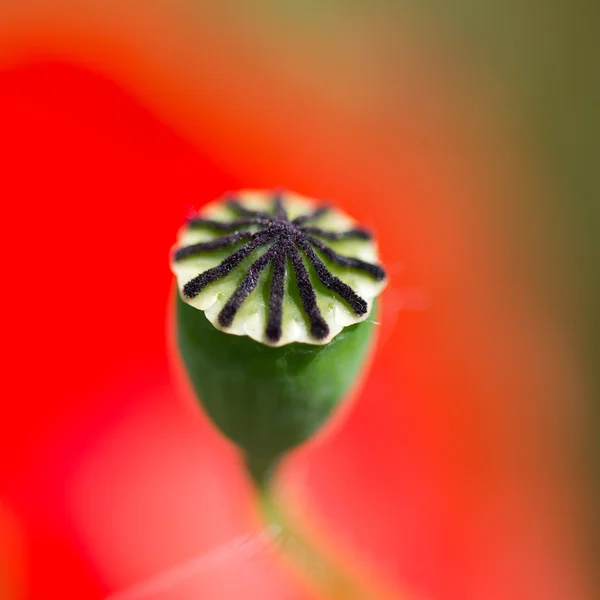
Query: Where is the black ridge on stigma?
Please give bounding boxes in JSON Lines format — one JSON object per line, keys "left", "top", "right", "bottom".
{"left": 301, "top": 225, "right": 371, "bottom": 241}
{"left": 306, "top": 235, "right": 386, "bottom": 281}
{"left": 266, "top": 246, "right": 286, "bottom": 342}
{"left": 292, "top": 206, "right": 330, "bottom": 226}
{"left": 187, "top": 217, "right": 265, "bottom": 231}
{"left": 218, "top": 243, "right": 279, "bottom": 328}
{"left": 173, "top": 230, "right": 253, "bottom": 260}
{"left": 272, "top": 191, "right": 288, "bottom": 220}
{"left": 286, "top": 239, "right": 330, "bottom": 339}
{"left": 296, "top": 238, "right": 368, "bottom": 316}
{"left": 175, "top": 191, "right": 386, "bottom": 342}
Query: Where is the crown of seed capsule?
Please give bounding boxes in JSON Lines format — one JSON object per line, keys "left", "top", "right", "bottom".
{"left": 171, "top": 190, "right": 387, "bottom": 346}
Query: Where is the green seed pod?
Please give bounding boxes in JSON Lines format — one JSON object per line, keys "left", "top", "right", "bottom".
{"left": 171, "top": 190, "right": 387, "bottom": 486}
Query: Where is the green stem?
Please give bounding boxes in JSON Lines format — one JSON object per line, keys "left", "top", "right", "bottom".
{"left": 244, "top": 454, "right": 279, "bottom": 490}
{"left": 255, "top": 484, "right": 400, "bottom": 600}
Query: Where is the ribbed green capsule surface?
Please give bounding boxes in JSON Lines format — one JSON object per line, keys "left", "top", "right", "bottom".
{"left": 177, "top": 293, "right": 376, "bottom": 485}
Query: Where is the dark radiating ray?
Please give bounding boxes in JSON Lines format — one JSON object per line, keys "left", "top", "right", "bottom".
{"left": 297, "top": 238, "right": 368, "bottom": 316}
{"left": 292, "top": 206, "right": 329, "bottom": 225}
{"left": 227, "top": 199, "right": 273, "bottom": 219}
{"left": 187, "top": 217, "right": 265, "bottom": 231}
{"left": 174, "top": 231, "right": 253, "bottom": 261}
{"left": 180, "top": 194, "right": 386, "bottom": 341}
{"left": 286, "top": 241, "right": 329, "bottom": 340}
{"left": 306, "top": 235, "right": 386, "bottom": 281}
{"left": 273, "top": 193, "right": 287, "bottom": 220}
{"left": 265, "top": 246, "right": 287, "bottom": 342}
{"left": 218, "top": 243, "right": 280, "bottom": 328}
{"left": 300, "top": 225, "right": 372, "bottom": 241}
{"left": 182, "top": 230, "right": 274, "bottom": 298}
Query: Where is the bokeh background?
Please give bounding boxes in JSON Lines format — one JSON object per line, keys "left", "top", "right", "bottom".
{"left": 0, "top": 2, "right": 598, "bottom": 599}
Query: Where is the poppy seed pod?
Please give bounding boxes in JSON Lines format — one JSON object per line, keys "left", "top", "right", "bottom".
{"left": 171, "top": 190, "right": 387, "bottom": 486}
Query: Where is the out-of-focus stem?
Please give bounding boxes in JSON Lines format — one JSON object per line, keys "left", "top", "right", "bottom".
{"left": 245, "top": 454, "right": 280, "bottom": 490}
{"left": 257, "top": 485, "right": 405, "bottom": 600}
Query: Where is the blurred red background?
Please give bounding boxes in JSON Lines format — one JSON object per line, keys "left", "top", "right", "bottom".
{"left": 0, "top": 3, "right": 594, "bottom": 600}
